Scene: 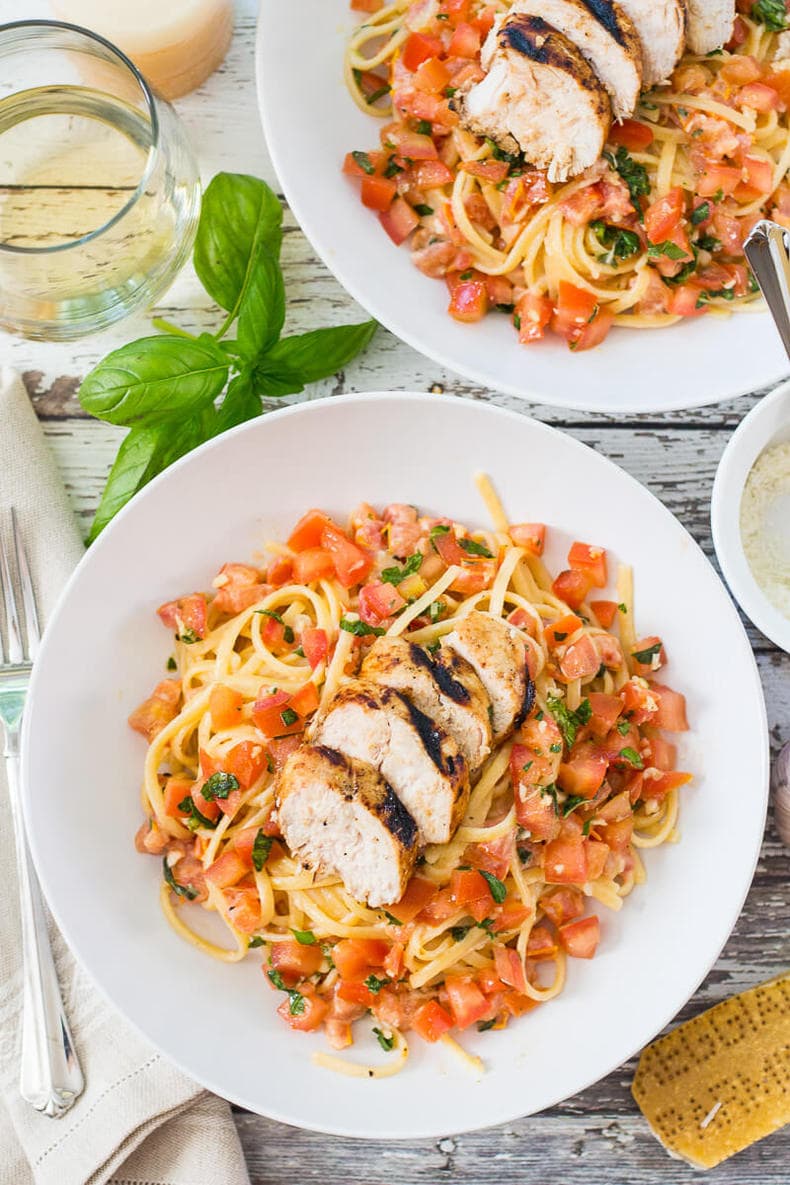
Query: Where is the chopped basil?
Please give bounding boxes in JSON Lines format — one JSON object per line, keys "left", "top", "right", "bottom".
{"left": 513, "top": 313, "right": 522, "bottom": 330}
{"left": 553, "top": 631, "right": 568, "bottom": 642}
{"left": 430, "top": 523, "right": 450, "bottom": 538}
{"left": 495, "top": 302, "right": 515, "bottom": 314}
{"left": 517, "top": 845, "right": 532, "bottom": 865}
{"left": 562, "top": 794, "right": 587, "bottom": 817}
{"left": 696, "top": 233, "right": 721, "bottom": 254}
{"left": 477, "top": 1017, "right": 497, "bottom": 1032}
{"left": 752, "top": 0, "right": 788, "bottom": 30}
{"left": 294, "top": 645, "right": 305, "bottom": 657}
{"left": 201, "top": 771, "right": 240, "bottom": 801}
{"left": 428, "top": 599, "right": 445, "bottom": 623}
{"left": 604, "top": 146, "right": 650, "bottom": 217}
{"left": 479, "top": 870, "right": 507, "bottom": 903}
{"left": 444, "top": 85, "right": 457, "bottom": 97}
{"left": 166, "top": 656, "right": 177, "bottom": 670}
{"left": 426, "top": 639, "right": 441, "bottom": 655}
{"left": 365, "top": 83, "right": 391, "bottom": 105}
{"left": 582, "top": 818, "right": 594, "bottom": 837}
{"left": 414, "top": 203, "right": 434, "bottom": 217}
{"left": 351, "top": 150, "right": 375, "bottom": 175}
{"left": 252, "top": 830, "right": 273, "bottom": 871}
{"left": 292, "top": 928, "right": 317, "bottom": 945}
{"left": 690, "top": 202, "right": 710, "bottom": 225}
{"left": 547, "top": 696, "right": 591, "bottom": 748}
{"left": 617, "top": 602, "right": 627, "bottom": 613}
{"left": 619, "top": 746, "right": 645, "bottom": 769}
{"left": 590, "top": 220, "right": 640, "bottom": 266}
{"left": 549, "top": 742, "right": 562, "bottom": 754}
{"left": 177, "top": 627, "right": 200, "bottom": 644}
{"left": 451, "top": 924, "right": 471, "bottom": 941}
{"left": 458, "top": 537, "right": 494, "bottom": 558}
{"left": 340, "top": 617, "right": 386, "bottom": 637}
{"left": 288, "top": 990, "right": 306, "bottom": 1016}
{"left": 384, "top": 156, "right": 403, "bottom": 178}
{"left": 476, "top": 917, "right": 495, "bottom": 932}
{"left": 712, "top": 187, "right": 724, "bottom": 203}
{"left": 696, "top": 286, "right": 735, "bottom": 308}
{"left": 248, "top": 935, "right": 265, "bottom": 948}
{"left": 522, "top": 759, "right": 534, "bottom": 772}
{"left": 257, "top": 609, "right": 295, "bottom": 644}
{"left": 280, "top": 707, "right": 299, "bottom": 727}
{"left": 459, "top": 269, "right": 474, "bottom": 281}
{"left": 416, "top": 119, "right": 432, "bottom": 135}
{"left": 373, "top": 1026, "right": 395, "bottom": 1051}
{"left": 163, "top": 857, "right": 197, "bottom": 900}
{"left": 647, "top": 240, "right": 689, "bottom": 261}
{"left": 484, "top": 137, "right": 522, "bottom": 165}
{"left": 617, "top": 719, "right": 631, "bottom": 736}
{"left": 177, "top": 794, "right": 218, "bottom": 831}
{"left": 632, "top": 641, "right": 662, "bottom": 664}
{"left": 364, "top": 973, "right": 390, "bottom": 993}
{"left": 267, "top": 968, "right": 287, "bottom": 990}
{"left": 383, "top": 910, "right": 403, "bottom": 926}
{"left": 380, "top": 553, "right": 423, "bottom": 585}
{"left": 541, "top": 783, "right": 561, "bottom": 816}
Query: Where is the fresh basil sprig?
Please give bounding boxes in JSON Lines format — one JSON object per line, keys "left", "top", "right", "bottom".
{"left": 80, "top": 172, "right": 377, "bottom": 541}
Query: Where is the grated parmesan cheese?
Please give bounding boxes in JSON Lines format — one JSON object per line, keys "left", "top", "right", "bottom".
{"left": 739, "top": 441, "right": 790, "bottom": 621}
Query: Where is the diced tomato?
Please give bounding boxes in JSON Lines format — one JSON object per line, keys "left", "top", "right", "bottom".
{"left": 157, "top": 593, "right": 207, "bottom": 639}
{"left": 381, "top": 124, "right": 438, "bottom": 160}
{"left": 128, "top": 678, "right": 181, "bottom": 741}
{"left": 337, "top": 979, "right": 375, "bottom": 1007}
{"left": 361, "top": 174, "right": 397, "bottom": 211}
{"left": 277, "top": 983, "right": 328, "bottom": 1032}
{"left": 515, "top": 291, "right": 553, "bottom": 344}
{"left": 321, "top": 524, "right": 373, "bottom": 588}
{"left": 608, "top": 118, "right": 654, "bottom": 152}
{"left": 558, "top": 915, "right": 600, "bottom": 958}
{"left": 513, "top": 782, "right": 560, "bottom": 841}
{"left": 267, "top": 556, "right": 293, "bottom": 587}
{"left": 162, "top": 776, "right": 194, "bottom": 820}
{"left": 472, "top": 4, "right": 496, "bottom": 35}
{"left": 292, "top": 547, "right": 335, "bottom": 584}
{"left": 225, "top": 886, "right": 261, "bottom": 935}
{"left": 449, "top": 21, "right": 481, "bottom": 57}
{"left": 301, "top": 627, "right": 328, "bottom": 670}
{"left": 631, "top": 635, "right": 666, "bottom": 677}
{"left": 644, "top": 187, "right": 684, "bottom": 242}
{"left": 737, "top": 154, "right": 774, "bottom": 201}
{"left": 665, "top": 283, "right": 706, "bottom": 318}
{"left": 495, "top": 898, "right": 532, "bottom": 932}
{"left": 271, "top": 939, "right": 324, "bottom": 986}
{"left": 544, "top": 613, "right": 583, "bottom": 648}
{"left": 402, "top": 32, "right": 444, "bottom": 72}
{"left": 697, "top": 162, "right": 742, "bottom": 198}
{"left": 584, "top": 838, "right": 610, "bottom": 881}
{"left": 763, "top": 68, "right": 790, "bottom": 108}
{"left": 726, "top": 14, "right": 748, "bottom": 49}
{"left": 600, "top": 815, "right": 633, "bottom": 853}
{"left": 465, "top": 834, "right": 513, "bottom": 880}
{"left": 559, "top": 635, "right": 600, "bottom": 681}
{"left": 737, "top": 82, "right": 780, "bottom": 113}
{"left": 289, "top": 682, "right": 320, "bottom": 719}
{"left": 587, "top": 692, "right": 623, "bottom": 740}
{"left": 252, "top": 689, "right": 304, "bottom": 738}
{"left": 598, "top": 790, "right": 633, "bottom": 822}
{"left": 719, "top": 53, "right": 762, "bottom": 86}
{"left": 332, "top": 938, "right": 390, "bottom": 980}
{"left": 590, "top": 600, "right": 618, "bottom": 629}
{"left": 568, "top": 541, "right": 607, "bottom": 589}
{"left": 412, "top": 999, "right": 454, "bottom": 1042}
{"left": 351, "top": 0, "right": 383, "bottom": 11}
{"left": 388, "top": 876, "right": 438, "bottom": 924}
{"left": 526, "top": 923, "right": 558, "bottom": 960}
{"left": 444, "top": 976, "right": 490, "bottom": 1029}
{"left": 233, "top": 826, "right": 261, "bottom": 869}
{"left": 267, "top": 735, "right": 301, "bottom": 770}
{"left": 460, "top": 158, "right": 510, "bottom": 184}
{"left": 640, "top": 768, "right": 693, "bottom": 798}
{"left": 343, "top": 149, "right": 385, "bottom": 179}
{"left": 414, "top": 56, "right": 451, "bottom": 93}
{"left": 380, "top": 194, "right": 420, "bottom": 245}
{"left": 650, "top": 683, "right": 689, "bottom": 731}
{"left": 206, "top": 848, "right": 248, "bottom": 889}
{"left": 223, "top": 739, "right": 269, "bottom": 789}
{"left": 571, "top": 307, "right": 614, "bottom": 351}
{"left": 510, "top": 522, "right": 546, "bottom": 555}
{"left": 209, "top": 684, "right": 243, "bottom": 731}
{"left": 552, "top": 569, "right": 592, "bottom": 610}
{"left": 448, "top": 277, "right": 488, "bottom": 322}
{"left": 543, "top": 835, "right": 588, "bottom": 884}
{"left": 408, "top": 158, "right": 455, "bottom": 187}
{"left": 288, "top": 509, "right": 336, "bottom": 552}
{"left": 558, "top": 744, "right": 609, "bottom": 798}
{"left": 493, "top": 945, "right": 528, "bottom": 994}
{"left": 541, "top": 887, "right": 584, "bottom": 926}
{"left": 359, "top": 579, "right": 406, "bottom": 625}
{"left": 551, "top": 281, "right": 598, "bottom": 339}
{"left": 647, "top": 734, "right": 676, "bottom": 771}
{"left": 449, "top": 869, "right": 494, "bottom": 922}
{"left": 384, "top": 943, "right": 405, "bottom": 980}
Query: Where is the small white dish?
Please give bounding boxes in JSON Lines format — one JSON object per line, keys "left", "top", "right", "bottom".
{"left": 712, "top": 380, "right": 790, "bottom": 654}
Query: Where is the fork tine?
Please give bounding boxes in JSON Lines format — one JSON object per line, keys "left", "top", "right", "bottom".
{"left": 12, "top": 508, "right": 40, "bottom": 659}
{"left": 0, "top": 515, "right": 23, "bottom": 664}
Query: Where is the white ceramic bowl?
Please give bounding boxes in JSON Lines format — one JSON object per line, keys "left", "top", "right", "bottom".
{"left": 255, "top": 2, "right": 789, "bottom": 414}
{"left": 22, "top": 393, "right": 768, "bottom": 1137}
{"left": 712, "top": 379, "right": 790, "bottom": 653}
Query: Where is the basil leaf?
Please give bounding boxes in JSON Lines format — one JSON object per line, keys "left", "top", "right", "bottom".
{"left": 280, "top": 707, "right": 299, "bottom": 726}
{"left": 541, "top": 783, "right": 561, "bottom": 817}
{"left": 380, "top": 553, "right": 423, "bottom": 585}
{"left": 267, "top": 968, "right": 287, "bottom": 990}
{"left": 364, "top": 973, "right": 390, "bottom": 993}
{"left": 213, "top": 372, "right": 262, "bottom": 435}
{"left": 632, "top": 641, "right": 662, "bottom": 664}
{"left": 478, "top": 1017, "right": 497, "bottom": 1032}
{"left": 202, "top": 771, "right": 240, "bottom": 801}
{"left": 605, "top": 146, "right": 650, "bottom": 216}
{"left": 194, "top": 172, "right": 283, "bottom": 314}
{"left": 373, "top": 1026, "right": 395, "bottom": 1051}
{"left": 162, "top": 856, "right": 197, "bottom": 900}
{"left": 647, "top": 240, "right": 689, "bottom": 261}
{"left": 479, "top": 870, "right": 507, "bottom": 903}
{"left": 254, "top": 321, "right": 377, "bottom": 397}
{"left": 458, "top": 537, "right": 494, "bottom": 558}
{"left": 177, "top": 794, "right": 218, "bottom": 831}
{"left": 292, "top": 929, "right": 317, "bottom": 945}
{"left": 351, "top": 150, "right": 375, "bottom": 175}
{"left": 79, "top": 336, "right": 229, "bottom": 427}
{"left": 451, "top": 924, "right": 471, "bottom": 941}
{"left": 248, "top": 935, "right": 265, "bottom": 948}
{"left": 752, "top": 0, "right": 787, "bottom": 30}
{"left": 340, "top": 617, "right": 385, "bottom": 637}
{"left": 382, "top": 910, "right": 403, "bottom": 926}
{"left": 236, "top": 241, "right": 286, "bottom": 361}
{"left": 562, "top": 794, "right": 587, "bottom": 817}
{"left": 288, "top": 990, "right": 306, "bottom": 1015}
{"left": 617, "top": 719, "right": 631, "bottom": 735}
{"left": 690, "top": 201, "right": 710, "bottom": 225}
{"left": 252, "top": 831, "right": 273, "bottom": 871}
{"left": 619, "top": 746, "right": 645, "bottom": 769}
{"left": 546, "top": 696, "right": 591, "bottom": 748}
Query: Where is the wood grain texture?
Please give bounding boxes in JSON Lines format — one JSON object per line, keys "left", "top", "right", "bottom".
{"left": 4, "top": 0, "right": 789, "bottom": 1178}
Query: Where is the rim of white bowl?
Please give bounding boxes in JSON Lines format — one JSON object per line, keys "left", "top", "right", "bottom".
{"left": 711, "top": 379, "right": 790, "bottom": 654}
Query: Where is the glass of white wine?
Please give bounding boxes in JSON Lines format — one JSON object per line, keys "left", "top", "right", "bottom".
{"left": 0, "top": 20, "right": 201, "bottom": 340}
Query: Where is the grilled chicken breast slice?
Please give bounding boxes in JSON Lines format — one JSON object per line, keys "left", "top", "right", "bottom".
{"left": 361, "top": 636, "right": 493, "bottom": 773}
{"left": 615, "top": 0, "right": 685, "bottom": 86}
{"left": 684, "top": 0, "right": 735, "bottom": 55}
{"left": 276, "top": 745, "right": 417, "bottom": 906}
{"left": 442, "top": 610, "right": 534, "bottom": 744}
{"left": 511, "top": 0, "right": 642, "bottom": 119}
{"left": 457, "top": 13, "right": 611, "bottom": 182}
{"left": 313, "top": 681, "right": 470, "bottom": 844}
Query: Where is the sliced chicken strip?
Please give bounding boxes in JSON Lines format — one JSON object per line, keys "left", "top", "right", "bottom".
{"left": 685, "top": 0, "right": 734, "bottom": 56}
{"left": 511, "top": 0, "right": 642, "bottom": 119}
{"left": 615, "top": 0, "right": 685, "bottom": 86}
{"left": 361, "top": 635, "right": 493, "bottom": 774}
{"left": 442, "top": 610, "right": 534, "bottom": 744}
{"left": 456, "top": 13, "right": 611, "bottom": 182}
{"left": 276, "top": 745, "right": 417, "bottom": 907}
{"left": 313, "top": 681, "right": 470, "bottom": 844}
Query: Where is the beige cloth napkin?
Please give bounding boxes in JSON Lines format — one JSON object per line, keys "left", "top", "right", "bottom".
{"left": 0, "top": 368, "right": 251, "bottom": 1185}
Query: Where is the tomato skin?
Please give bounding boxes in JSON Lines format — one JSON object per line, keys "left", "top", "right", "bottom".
{"left": 402, "top": 32, "right": 444, "bottom": 72}
{"left": 266, "top": 556, "right": 293, "bottom": 587}
{"left": 650, "top": 683, "right": 689, "bottom": 731}
{"left": 271, "top": 939, "right": 324, "bottom": 986}
{"left": 448, "top": 869, "right": 494, "bottom": 921}
{"left": 361, "top": 174, "right": 397, "bottom": 211}
{"left": 321, "top": 524, "right": 374, "bottom": 588}
{"left": 552, "top": 281, "right": 598, "bottom": 339}
{"left": 301, "top": 627, "right": 328, "bottom": 669}
{"left": 590, "top": 600, "right": 618, "bottom": 629}
{"left": 443, "top": 976, "right": 491, "bottom": 1029}
{"left": 608, "top": 118, "right": 654, "bottom": 152}
{"left": 388, "top": 876, "right": 437, "bottom": 923}
{"left": 552, "top": 569, "right": 591, "bottom": 610}
{"left": 252, "top": 690, "right": 304, "bottom": 739}
{"left": 568, "top": 541, "right": 607, "bottom": 588}
{"left": 557, "top": 745, "right": 609, "bottom": 798}
{"left": 359, "top": 580, "right": 406, "bottom": 625}
{"left": 493, "top": 945, "right": 528, "bottom": 994}
{"left": 209, "top": 684, "right": 243, "bottom": 731}
{"left": 380, "top": 195, "right": 421, "bottom": 244}
{"left": 333, "top": 938, "right": 390, "bottom": 980}
{"left": 413, "top": 999, "right": 454, "bottom": 1042}
{"left": 558, "top": 915, "right": 600, "bottom": 958}
{"left": 448, "top": 277, "right": 488, "bottom": 322}
{"left": 288, "top": 509, "right": 336, "bottom": 551}
{"left": 587, "top": 691, "right": 623, "bottom": 739}
{"left": 644, "top": 187, "right": 684, "bottom": 242}
{"left": 543, "top": 836, "right": 588, "bottom": 884}
{"left": 541, "top": 887, "right": 584, "bottom": 926}
{"left": 526, "top": 923, "right": 558, "bottom": 959}
{"left": 510, "top": 522, "right": 546, "bottom": 555}
{"left": 292, "top": 548, "right": 335, "bottom": 584}
{"left": 157, "top": 593, "right": 208, "bottom": 639}
{"left": 640, "top": 768, "right": 693, "bottom": 798}
{"left": 206, "top": 848, "right": 247, "bottom": 889}
{"left": 276, "top": 983, "right": 329, "bottom": 1032}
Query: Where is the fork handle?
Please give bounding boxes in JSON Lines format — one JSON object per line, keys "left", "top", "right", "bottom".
{"left": 5, "top": 744, "right": 84, "bottom": 1117}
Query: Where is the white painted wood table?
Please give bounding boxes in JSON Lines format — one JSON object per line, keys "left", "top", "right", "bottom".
{"left": 4, "top": 1, "right": 789, "bottom": 1179}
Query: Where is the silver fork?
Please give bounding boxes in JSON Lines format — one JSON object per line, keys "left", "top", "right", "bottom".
{"left": 0, "top": 508, "right": 84, "bottom": 1117}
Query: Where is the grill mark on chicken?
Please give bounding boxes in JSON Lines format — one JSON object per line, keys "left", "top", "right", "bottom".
{"left": 583, "top": 0, "right": 626, "bottom": 46}
{"left": 515, "top": 672, "right": 537, "bottom": 730}
{"left": 501, "top": 14, "right": 605, "bottom": 101}
{"left": 409, "top": 643, "right": 471, "bottom": 704}
{"left": 400, "top": 693, "right": 448, "bottom": 773}
{"left": 311, "top": 744, "right": 418, "bottom": 848}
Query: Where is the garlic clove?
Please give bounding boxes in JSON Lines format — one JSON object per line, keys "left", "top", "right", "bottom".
{"left": 771, "top": 740, "right": 790, "bottom": 846}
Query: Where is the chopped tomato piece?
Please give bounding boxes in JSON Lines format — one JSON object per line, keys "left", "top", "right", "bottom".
{"left": 493, "top": 944, "right": 528, "bottom": 994}
{"left": 412, "top": 999, "right": 454, "bottom": 1042}
{"left": 351, "top": 0, "right": 384, "bottom": 11}
{"left": 266, "top": 556, "right": 293, "bottom": 587}
{"left": 644, "top": 187, "right": 684, "bottom": 242}
{"left": 601, "top": 815, "right": 633, "bottom": 853}
{"left": 665, "top": 283, "right": 706, "bottom": 318}
{"left": 557, "top": 744, "right": 609, "bottom": 798}
{"left": 448, "top": 277, "right": 488, "bottom": 322}
{"left": 381, "top": 124, "right": 438, "bottom": 160}
{"left": 212, "top": 564, "right": 269, "bottom": 615}
{"left": 380, "top": 195, "right": 421, "bottom": 244}
{"left": 568, "top": 541, "right": 607, "bottom": 589}
{"left": 384, "top": 943, "right": 405, "bottom": 980}
{"left": 209, "top": 684, "right": 243, "bottom": 731}
{"left": 570, "top": 307, "right": 614, "bottom": 351}
{"left": 414, "top": 56, "right": 451, "bottom": 93}
{"left": 271, "top": 939, "right": 324, "bottom": 986}
{"left": 640, "top": 768, "right": 693, "bottom": 798}
{"left": 513, "top": 781, "right": 560, "bottom": 841}
{"left": 448, "top": 869, "right": 494, "bottom": 922}
{"left": 288, "top": 509, "right": 336, "bottom": 552}
{"left": 737, "top": 82, "right": 780, "bottom": 112}
{"left": 598, "top": 790, "right": 632, "bottom": 822}
{"left": 526, "top": 923, "right": 558, "bottom": 960}
{"left": 225, "top": 886, "right": 261, "bottom": 935}
{"left": 514, "top": 291, "right": 553, "bottom": 344}
{"left": 587, "top": 692, "right": 623, "bottom": 739}
{"left": 292, "top": 547, "right": 335, "bottom": 584}
{"left": 541, "top": 887, "right": 584, "bottom": 926}
{"left": 559, "top": 634, "right": 600, "bottom": 681}
{"left": 268, "top": 735, "right": 301, "bottom": 770}
{"left": 620, "top": 677, "right": 660, "bottom": 725}
{"left": 552, "top": 569, "right": 591, "bottom": 610}
{"left": 608, "top": 118, "right": 654, "bottom": 152}
{"left": 544, "top": 612, "right": 583, "bottom": 649}
{"left": 361, "top": 174, "right": 397, "bottom": 211}
{"left": 359, "top": 579, "right": 406, "bottom": 625}
{"left": 646, "top": 734, "right": 676, "bottom": 771}
{"left": 289, "top": 681, "right": 320, "bottom": 719}
{"left": 276, "top": 983, "right": 328, "bottom": 1032}
{"left": 650, "top": 683, "right": 689, "bottom": 731}
{"left": 224, "top": 739, "right": 269, "bottom": 789}
{"left": 495, "top": 898, "right": 532, "bottom": 932}
{"left": 301, "top": 627, "right": 328, "bottom": 669}
{"left": 558, "top": 915, "right": 600, "bottom": 958}
{"left": 551, "top": 281, "right": 598, "bottom": 338}
{"left": 157, "top": 593, "right": 207, "bottom": 639}
{"left": 205, "top": 848, "right": 248, "bottom": 889}
{"left": 332, "top": 938, "right": 390, "bottom": 980}
{"left": 590, "top": 600, "right": 618, "bottom": 629}
{"left": 697, "top": 162, "right": 742, "bottom": 198}
{"left": 443, "top": 976, "right": 490, "bottom": 1029}
{"left": 510, "top": 522, "right": 546, "bottom": 555}
{"left": 252, "top": 689, "right": 304, "bottom": 738}
{"left": 337, "top": 980, "right": 375, "bottom": 1007}
{"left": 128, "top": 679, "right": 181, "bottom": 741}
{"left": 402, "top": 32, "right": 444, "bottom": 72}
{"left": 321, "top": 524, "right": 373, "bottom": 588}
{"left": 162, "top": 776, "right": 194, "bottom": 820}
{"left": 543, "top": 835, "right": 588, "bottom": 884}
{"left": 631, "top": 635, "right": 666, "bottom": 676}
{"left": 233, "top": 826, "right": 261, "bottom": 869}
{"left": 388, "top": 876, "right": 437, "bottom": 924}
